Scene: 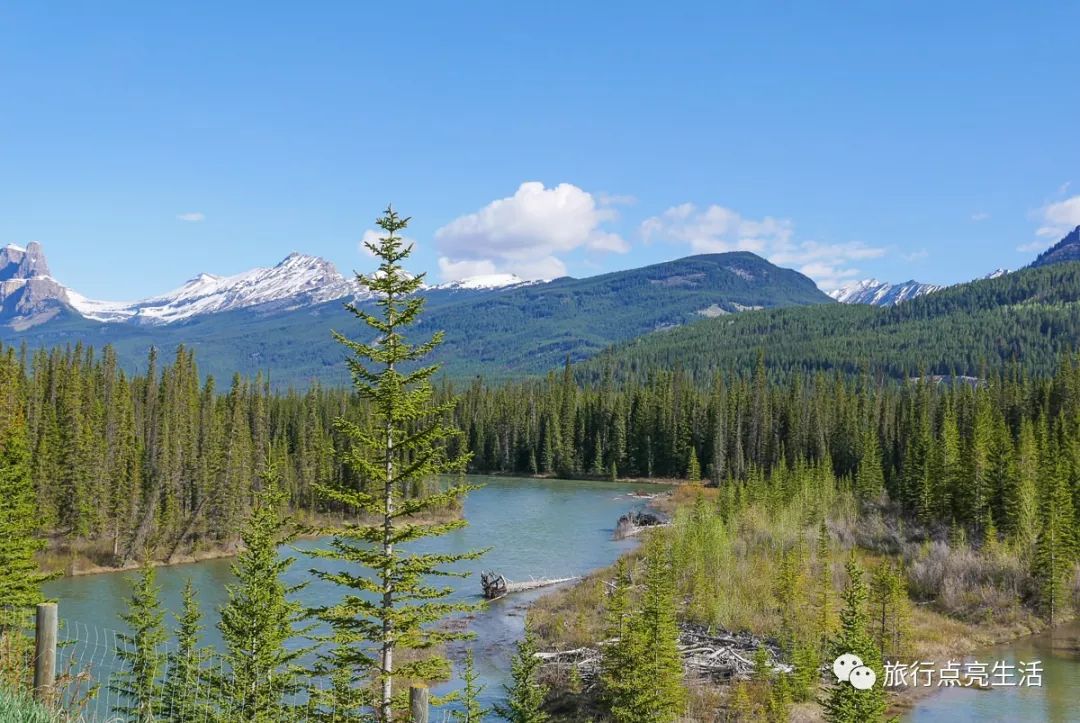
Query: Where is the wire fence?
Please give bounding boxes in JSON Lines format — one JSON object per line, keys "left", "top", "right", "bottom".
{"left": 2, "top": 606, "right": 460, "bottom": 722}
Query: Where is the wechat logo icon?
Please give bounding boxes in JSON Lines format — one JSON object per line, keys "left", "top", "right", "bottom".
{"left": 833, "top": 653, "right": 877, "bottom": 690}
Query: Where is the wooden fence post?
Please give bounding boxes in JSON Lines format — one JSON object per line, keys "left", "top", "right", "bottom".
{"left": 33, "top": 602, "right": 58, "bottom": 704}
{"left": 409, "top": 683, "right": 430, "bottom": 723}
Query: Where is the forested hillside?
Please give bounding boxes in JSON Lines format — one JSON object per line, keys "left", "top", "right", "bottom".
{"left": 584, "top": 261, "right": 1080, "bottom": 382}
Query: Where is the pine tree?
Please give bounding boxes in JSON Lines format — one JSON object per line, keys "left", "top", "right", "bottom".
{"left": 600, "top": 559, "right": 641, "bottom": 719}
{"left": 822, "top": 555, "right": 887, "bottom": 723}
{"left": 451, "top": 649, "right": 488, "bottom": 722}
{"left": 854, "top": 425, "right": 884, "bottom": 503}
{"left": 602, "top": 535, "right": 685, "bottom": 723}
{"left": 310, "top": 207, "right": 483, "bottom": 721}
{"left": 1032, "top": 454, "right": 1076, "bottom": 623}
{"left": 815, "top": 520, "right": 833, "bottom": 657}
{"left": 496, "top": 626, "right": 548, "bottom": 723}
{"left": 686, "top": 447, "right": 702, "bottom": 482}
{"left": 161, "top": 580, "right": 210, "bottom": 722}
{"left": 0, "top": 354, "right": 51, "bottom": 620}
{"left": 216, "top": 464, "right": 308, "bottom": 722}
{"left": 869, "top": 561, "right": 909, "bottom": 659}
{"left": 112, "top": 565, "right": 167, "bottom": 723}
{"left": 1009, "top": 419, "right": 1040, "bottom": 555}
{"left": 635, "top": 534, "right": 686, "bottom": 722}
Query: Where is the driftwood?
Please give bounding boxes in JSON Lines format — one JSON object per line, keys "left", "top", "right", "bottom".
{"left": 614, "top": 510, "right": 668, "bottom": 540}
{"left": 480, "top": 571, "right": 582, "bottom": 600}
{"left": 536, "top": 624, "right": 789, "bottom": 684}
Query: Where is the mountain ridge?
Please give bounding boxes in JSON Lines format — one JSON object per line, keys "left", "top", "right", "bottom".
{"left": 0, "top": 250, "right": 833, "bottom": 384}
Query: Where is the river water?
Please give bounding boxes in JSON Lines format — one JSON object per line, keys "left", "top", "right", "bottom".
{"left": 44, "top": 476, "right": 658, "bottom": 718}
{"left": 904, "top": 620, "right": 1080, "bottom": 722}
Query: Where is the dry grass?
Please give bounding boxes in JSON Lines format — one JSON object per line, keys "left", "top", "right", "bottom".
{"left": 905, "top": 540, "right": 1033, "bottom": 625}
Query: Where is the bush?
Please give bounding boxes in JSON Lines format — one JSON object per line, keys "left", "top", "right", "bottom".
{"left": 906, "top": 541, "right": 1031, "bottom": 623}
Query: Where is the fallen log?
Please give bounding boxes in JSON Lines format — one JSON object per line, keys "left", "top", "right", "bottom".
{"left": 614, "top": 510, "right": 668, "bottom": 539}
{"left": 481, "top": 571, "right": 582, "bottom": 600}
{"left": 535, "top": 624, "right": 790, "bottom": 684}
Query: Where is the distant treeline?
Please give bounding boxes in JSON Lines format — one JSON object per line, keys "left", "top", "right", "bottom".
{"left": 3, "top": 339, "right": 1080, "bottom": 566}
{"left": 460, "top": 355, "right": 1079, "bottom": 538}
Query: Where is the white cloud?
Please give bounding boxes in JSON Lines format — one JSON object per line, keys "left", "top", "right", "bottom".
{"left": 639, "top": 202, "right": 886, "bottom": 290}
{"left": 437, "top": 257, "right": 499, "bottom": 279}
{"left": 903, "top": 249, "right": 930, "bottom": 262}
{"left": 177, "top": 212, "right": 205, "bottom": 222}
{"left": 1034, "top": 195, "right": 1080, "bottom": 238}
{"left": 640, "top": 203, "right": 790, "bottom": 253}
{"left": 434, "top": 181, "right": 628, "bottom": 281}
{"left": 971, "top": 212, "right": 990, "bottom": 222}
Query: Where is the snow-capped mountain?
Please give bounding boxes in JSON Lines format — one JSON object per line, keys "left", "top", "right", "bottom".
{"left": 829, "top": 268, "right": 1012, "bottom": 307}
{"left": 2, "top": 242, "right": 542, "bottom": 330}
{"left": 1, "top": 242, "right": 74, "bottom": 330}
{"left": 69, "top": 252, "right": 364, "bottom": 325}
{"left": 828, "top": 279, "right": 944, "bottom": 306}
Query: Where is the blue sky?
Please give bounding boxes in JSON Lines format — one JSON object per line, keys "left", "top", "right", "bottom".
{"left": 2, "top": 2, "right": 1078, "bottom": 299}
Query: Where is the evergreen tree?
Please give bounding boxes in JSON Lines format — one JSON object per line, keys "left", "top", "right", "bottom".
{"left": 1009, "top": 419, "right": 1040, "bottom": 554}
{"left": 0, "top": 356, "right": 50, "bottom": 619}
{"left": 869, "top": 561, "right": 909, "bottom": 659}
{"left": 161, "top": 580, "right": 210, "bottom": 722}
{"left": 822, "top": 556, "right": 887, "bottom": 723}
{"left": 815, "top": 520, "right": 833, "bottom": 656}
{"left": 451, "top": 649, "right": 488, "bottom": 722}
{"left": 496, "top": 626, "right": 548, "bottom": 723}
{"left": 686, "top": 447, "right": 702, "bottom": 482}
{"left": 216, "top": 465, "right": 307, "bottom": 722}
{"left": 602, "top": 535, "right": 685, "bottom": 723}
{"left": 309, "top": 207, "right": 482, "bottom": 721}
{"left": 112, "top": 565, "right": 167, "bottom": 723}
{"left": 854, "top": 425, "right": 885, "bottom": 503}
{"left": 600, "top": 559, "right": 640, "bottom": 719}
{"left": 1033, "top": 454, "right": 1076, "bottom": 623}
{"left": 635, "top": 534, "right": 685, "bottom": 722}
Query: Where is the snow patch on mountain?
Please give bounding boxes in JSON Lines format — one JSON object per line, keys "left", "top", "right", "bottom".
{"left": 432, "top": 273, "right": 534, "bottom": 290}
{"left": 830, "top": 268, "right": 1012, "bottom": 307}
{"left": 828, "top": 279, "right": 944, "bottom": 306}
{"left": 70, "top": 252, "right": 363, "bottom": 324}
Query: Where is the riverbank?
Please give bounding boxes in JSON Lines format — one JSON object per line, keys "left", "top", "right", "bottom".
{"left": 526, "top": 483, "right": 1075, "bottom": 722}
{"left": 36, "top": 505, "right": 463, "bottom": 578}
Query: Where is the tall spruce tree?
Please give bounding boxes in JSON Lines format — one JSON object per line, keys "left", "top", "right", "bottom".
{"left": 310, "top": 207, "right": 482, "bottom": 721}
{"left": 450, "top": 649, "right": 488, "bottom": 723}
{"left": 496, "top": 626, "right": 548, "bottom": 723}
{"left": 112, "top": 565, "right": 167, "bottom": 723}
{"left": 601, "top": 535, "right": 685, "bottom": 723}
{"left": 1032, "top": 453, "right": 1076, "bottom": 623}
{"left": 822, "top": 555, "right": 886, "bottom": 723}
{"left": 600, "top": 559, "right": 640, "bottom": 719}
{"left": 0, "top": 352, "right": 51, "bottom": 620}
{"left": 161, "top": 580, "right": 210, "bottom": 722}
{"left": 632, "top": 533, "right": 686, "bottom": 722}
{"left": 216, "top": 464, "right": 308, "bottom": 722}
{"left": 854, "top": 425, "right": 885, "bottom": 503}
